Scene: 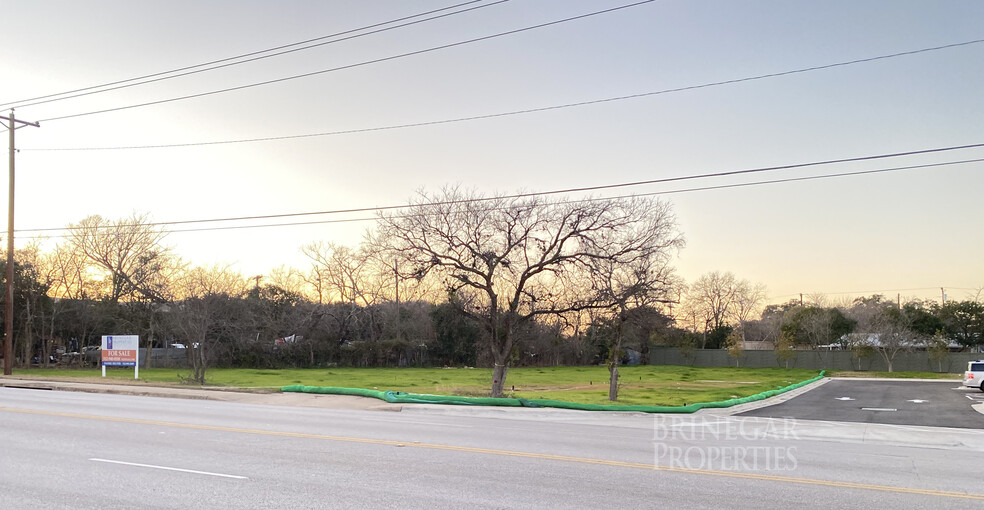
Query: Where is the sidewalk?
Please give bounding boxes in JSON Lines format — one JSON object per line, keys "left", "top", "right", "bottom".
{"left": 0, "top": 376, "right": 403, "bottom": 411}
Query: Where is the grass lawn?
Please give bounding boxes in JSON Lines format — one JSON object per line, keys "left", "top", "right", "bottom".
{"left": 9, "top": 365, "right": 821, "bottom": 406}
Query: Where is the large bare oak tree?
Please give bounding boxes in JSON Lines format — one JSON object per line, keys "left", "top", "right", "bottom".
{"left": 375, "top": 188, "right": 683, "bottom": 397}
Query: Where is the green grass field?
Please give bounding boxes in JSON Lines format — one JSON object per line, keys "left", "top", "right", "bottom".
{"left": 11, "top": 365, "right": 823, "bottom": 406}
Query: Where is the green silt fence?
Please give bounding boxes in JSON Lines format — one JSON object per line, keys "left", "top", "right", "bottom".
{"left": 281, "top": 371, "right": 825, "bottom": 413}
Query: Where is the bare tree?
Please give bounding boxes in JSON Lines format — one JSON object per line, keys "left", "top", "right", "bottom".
{"left": 67, "top": 213, "right": 184, "bottom": 367}
{"left": 682, "top": 271, "right": 765, "bottom": 347}
{"left": 40, "top": 240, "right": 96, "bottom": 301}
{"left": 302, "top": 243, "right": 385, "bottom": 307}
{"left": 847, "top": 296, "right": 913, "bottom": 373}
{"left": 731, "top": 280, "right": 766, "bottom": 344}
{"left": 267, "top": 265, "right": 309, "bottom": 300}
{"left": 171, "top": 265, "right": 250, "bottom": 383}
{"left": 37, "top": 241, "right": 102, "bottom": 362}
{"left": 374, "top": 188, "right": 683, "bottom": 397}
{"left": 302, "top": 242, "right": 385, "bottom": 345}
{"left": 589, "top": 236, "right": 680, "bottom": 400}
{"left": 177, "top": 264, "right": 250, "bottom": 299}
{"left": 67, "top": 213, "right": 181, "bottom": 303}
{"left": 684, "top": 272, "right": 739, "bottom": 333}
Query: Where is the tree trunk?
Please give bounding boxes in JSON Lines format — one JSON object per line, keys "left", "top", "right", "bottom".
{"left": 144, "top": 320, "right": 154, "bottom": 370}
{"left": 489, "top": 321, "right": 512, "bottom": 398}
{"left": 608, "top": 363, "right": 619, "bottom": 401}
{"left": 609, "top": 318, "right": 624, "bottom": 401}
{"left": 491, "top": 363, "right": 508, "bottom": 398}
{"left": 194, "top": 346, "right": 206, "bottom": 384}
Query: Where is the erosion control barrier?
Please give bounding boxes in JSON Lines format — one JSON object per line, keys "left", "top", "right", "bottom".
{"left": 281, "top": 371, "right": 825, "bottom": 413}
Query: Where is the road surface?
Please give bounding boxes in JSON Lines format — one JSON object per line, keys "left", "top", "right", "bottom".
{"left": 739, "top": 379, "right": 984, "bottom": 428}
{"left": 2, "top": 387, "right": 983, "bottom": 509}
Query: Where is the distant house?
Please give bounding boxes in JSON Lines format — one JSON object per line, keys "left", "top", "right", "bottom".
{"left": 274, "top": 334, "right": 302, "bottom": 347}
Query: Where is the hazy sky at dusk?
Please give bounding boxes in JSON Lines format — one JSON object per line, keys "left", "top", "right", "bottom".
{"left": 3, "top": 0, "right": 982, "bottom": 305}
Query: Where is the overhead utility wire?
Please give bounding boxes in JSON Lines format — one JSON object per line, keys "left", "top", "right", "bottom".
{"left": 19, "top": 141, "right": 984, "bottom": 230}
{"left": 17, "top": 156, "right": 982, "bottom": 240}
{"left": 769, "top": 288, "right": 954, "bottom": 300}
{"left": 37, "top": 0, "right": 658, "bottom": 123}
{"left": 17, "top": 145, "right": 984, "bottom": 235}
{"left": 28, "top": 37, "right": 984, "bottom": 151}
{"left": 0, "top": 1, "right": 495, "bottom": 109}
{"left": 163, "top": 156, "right": 984, "bottom": 235}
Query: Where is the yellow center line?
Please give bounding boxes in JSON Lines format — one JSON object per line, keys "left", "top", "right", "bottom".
{"left": 4, "top": 405, "right": 983, "bottom": 501}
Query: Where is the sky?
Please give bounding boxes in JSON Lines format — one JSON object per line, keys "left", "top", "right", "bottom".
{"left": 2, "top": 0, "right": 983, "bottom": 307}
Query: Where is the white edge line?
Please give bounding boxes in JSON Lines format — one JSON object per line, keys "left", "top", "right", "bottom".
{"left": 90, "top": 458, "right": 248, "bottom": 480}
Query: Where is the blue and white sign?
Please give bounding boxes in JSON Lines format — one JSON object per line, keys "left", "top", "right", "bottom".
{"left": 101, "top": 335, "right": 140, "bottom": 378}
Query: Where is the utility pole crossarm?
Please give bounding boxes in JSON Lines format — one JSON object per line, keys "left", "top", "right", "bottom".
{"left": 0, "top": 116, "right": 40, "bottom": 129}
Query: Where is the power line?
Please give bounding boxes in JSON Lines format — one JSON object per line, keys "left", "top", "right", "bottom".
{"left": 641, "top": 157, "right": 984, "bottom": 196}
{"left": 0, "top": 1, "right": 498, "bottom": 109}
{"left": 34, "top": 1, "right": 660, "bottom": 123}
{"left": 17, "top": 141, "right": 984, "bottom": 231}
{"left": 769, "top": 287, "right": 981, "bottom": 301}
{"left": 768, "top": 288, "right": 955, "bottom": 300}
{"left": 26, "top": 37, "right": 984, "bottom": 149}
{"left": 17, "top": 154, "right": 983, "bottom": 239}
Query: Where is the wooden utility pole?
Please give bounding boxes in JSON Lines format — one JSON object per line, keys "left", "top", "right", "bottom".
{"left": 1, "top": 110, "right": 40, "bottom": 375}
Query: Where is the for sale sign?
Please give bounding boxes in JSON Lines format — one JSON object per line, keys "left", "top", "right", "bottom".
{"left": 101, "top": 335, "right": 139, "bottom": 378}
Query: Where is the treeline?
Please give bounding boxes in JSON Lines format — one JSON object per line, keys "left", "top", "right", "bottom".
{"left": 670, "top": 294, "right": 984, "bottom": 372}
{"left": 3, "top": 192, "right": 691, "bottom": 402}
{"left": 3, "top": 198, "right": 980, "bottom": 390}
{"left": 5, "top": 269, "right": 691, "bottom": 376}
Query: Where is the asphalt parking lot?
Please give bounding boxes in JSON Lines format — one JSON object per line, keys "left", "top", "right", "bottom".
{"left": 739, "top": 379, "right": 984, "bottom": 429}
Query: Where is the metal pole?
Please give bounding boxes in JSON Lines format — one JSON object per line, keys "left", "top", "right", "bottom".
{"left": 5, "top": 112, "right": 15, "bottom": 375}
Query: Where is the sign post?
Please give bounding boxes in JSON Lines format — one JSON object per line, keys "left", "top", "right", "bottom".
{"left": 101, "top": 335, "right": 139, "bottom": 379}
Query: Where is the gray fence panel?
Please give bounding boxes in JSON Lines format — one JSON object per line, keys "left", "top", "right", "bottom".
{"left": 85, "top": 348, "right": 190, "bottom": 368}
{"left": 649, "top": 347, "right": 980, "bottom": 373}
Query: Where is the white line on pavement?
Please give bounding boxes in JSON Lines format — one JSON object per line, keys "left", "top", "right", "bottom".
{"left": 89, "top": 458, "right": 249, "bottom": 480}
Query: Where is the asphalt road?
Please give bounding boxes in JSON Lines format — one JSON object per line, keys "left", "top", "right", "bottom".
{"left": 738, "top": 379, "right": 984, "bottom": 429}
{"left": 3, "top": 387, "right": 984, "bottom": 509}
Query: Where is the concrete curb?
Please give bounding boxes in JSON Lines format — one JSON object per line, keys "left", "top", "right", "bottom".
{"left": 697, "top": 377, "right": 831, "bottom": 416}
{"left": 0, "top": 378, "right": 403, "bottom": 411}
